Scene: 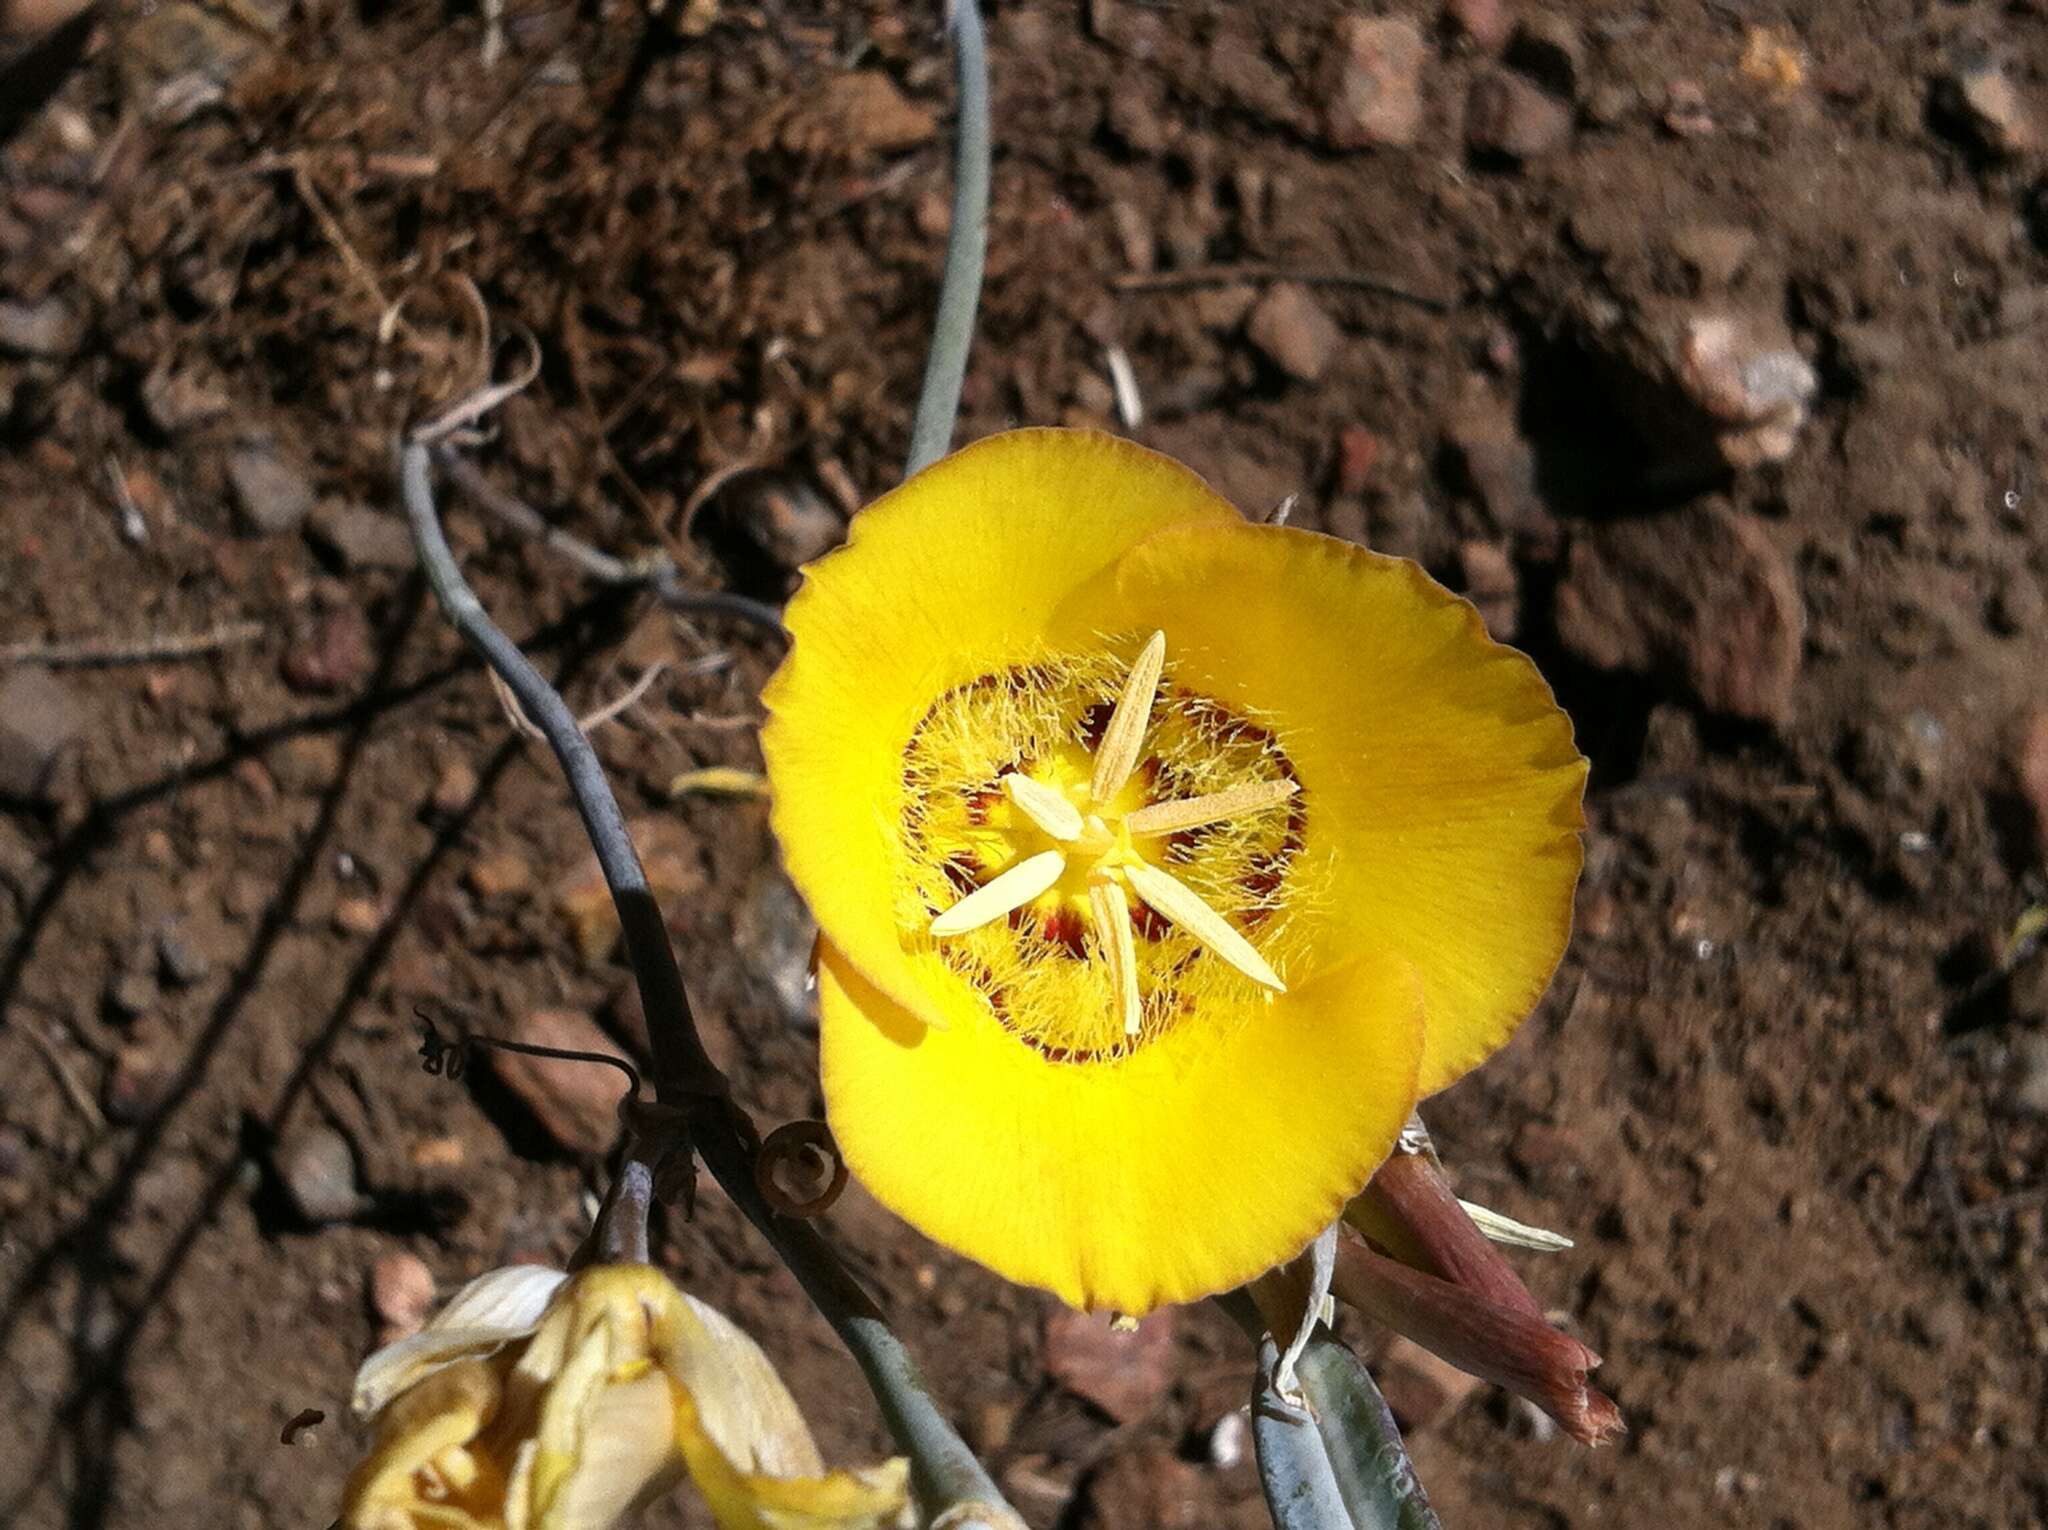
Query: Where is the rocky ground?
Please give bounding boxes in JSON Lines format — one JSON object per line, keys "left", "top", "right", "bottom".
{"left": 3, "top": 1, "right": 2047, "bottom": 1527}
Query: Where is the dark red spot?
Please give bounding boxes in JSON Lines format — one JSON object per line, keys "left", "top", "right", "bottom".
{"left": 1042, "top": 905, "right": 1088, "bottom": 958}
{"left": 1078, "top": 700, "right": 1114, "bottom": 749}
{"left": 1130, "top": 899, "right": 1171, "bottom": 941}
{"left": 1238, "top": 855, "right": 1287, "bottom": 929}
{"left": 940, "top": 854, "right": 983, "bottom": 897}
{"left": 964, "top": 788, "right": 999, "bottom": 826}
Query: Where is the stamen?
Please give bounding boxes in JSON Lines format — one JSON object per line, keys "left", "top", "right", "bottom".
{"left": 1088, "top": 879, "right": 1143, "bottom": 1036}
{"left": 931, "top": 849, "right": 1068, "bottom": 937}
{"left": 1003, "top": 772, "right": 1083, "bottom": 841}
{"left": 1125, "top": 778, "right": 1299, "bottom": 837}
{"left": 1122, "top": 859, "right": 1285, "bottom": 991}
{"left": 1089, "top": 630, "right": 1166, "bottom": 806}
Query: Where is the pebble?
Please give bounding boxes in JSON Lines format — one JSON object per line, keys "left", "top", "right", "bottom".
{"left": 1554, "top": 503, "right": 1805, "bottom": 726}
{"left": 107, "top": 966, "right": 158, "bottom": 1021}
{"left": 156, "top": 920, "right": 210, "bottom": 986}
{"left": 1042, "top": 1306, "right": 1176, "bottom": 1424}
{"left": 279, "top": 1124, "right": 368, "bottom": 1224}
{"left": 333, "top": 896, "right": 383, "bottom": 936}
{"left": 466, "top": 850, "right": 534, "bottom": 900}
{"left": 268, "top": 734, "right": 340, "bottom": 792}
{"left": 812, "top": 72, "right": 937, "bottom": 154}
{"left": 1246, "top": 282, "right": 1341, "bottom": 383}
{"left": 1375, "top": 1334, "right": 1482, "bottom": 1432}
{"left": 488, "top": 1009, "right": 631, "bottom": 1157}
{"left": 141, "top": 362, "right": 231, "bottom": 435}
{"left": 2009, "top": 1031, "right": 2048, "bottom": 1115}
{"left": 1441, "top": 398, "right": 1542, "bottom": 534}
{"left": 1673, "top": 311, "right": 1818, "bottom": 470}
{"left": 1459, "top": 539, "right": 1520, "bottom": 639}
{"left": 1662, "top": 79, "right": 1714, "bottom": 138}
{"left": 306, "top": 500, "right": 416, "bottom": 571}
{"left": 1444, "top": 0, "right": 1511, "bottom": 53}
{"left": 368, "top": 1251, "right": 436, "bottom": 1342}
{"left": 281, "top": 604, "right": 372, "bottom": 694}
{"left": 104, "top": 1033, "right": 173, "bottom": 1123}
{"left": 429, "top": 757, "right": 479, "bottom": 817}
{"left": 1940, "top": 52, "right": 2038, "bottom": 158}
{"left": 0, "top": 295, "right": 83, "bottom": 358}
{"left": 0, "top": 666, "right": 82, "bottom": 801}
{"left": 228, "top": 444, "right": 316, "bottom": 536}
{"left": 1334, "top": 425, "right": 1381, "bottom": 497}
{"left": 1189, "top": 281, "right": 1257, "bottom": 332}
{"left": 1323, "top": 16, "right": 1426, "bottom": 150}
{"left": 1466, "top": 70, "right": 1574, "bottom": 161}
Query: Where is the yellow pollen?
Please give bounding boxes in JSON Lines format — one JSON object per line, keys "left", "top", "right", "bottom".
{"left": 927, "top": 634, "right": 1297, "bottom": 1019}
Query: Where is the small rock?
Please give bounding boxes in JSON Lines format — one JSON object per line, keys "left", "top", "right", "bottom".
{"left": 1323, "top": 16, "right": 1426, "bottom": 149}
{"left": 1673, "top": 311, "right": 1818, "bottom": 470}
{"left": 333, "top": 896, "right": 383, "bottom": 936}
{"left": 141, "top": 362, "right": 231, "bottom": 434}
{"left": 1076, "top": 1451, "right": 1205, "bottom": 1530}
{"left": 1107, "top": 200, "right": 1155, "bottom": 274}
{"left": 1445, "top": 0, "right": 1511, "bottom": 53}
{"left": 1246, "top": 282, "right": 1341, "bottom": 383}
{"left": 1507, "top": 11, "right": 1583, "bottom": 99}
{"left": 1459, "top": 539, "right": 1519, "bottom": 639}
{"left": 1554, "top": 502, "right": 1805, "bottom": 726}
{"left": 156, "top": 920, "right": 210, "bottom": 986}
{"left": 1206, "top": 1408, "right": 1248, "bottom": 1468}
{"left": 467, "top": 850, "right": 534, "bottom": 900}
{"left": 1189, "top": 281, "right": 1257, "bottom": 331}
{"left": 732, "top": 865, "right": 818, "bottom": 1029}
{"left": 2014, "top": 709, "right": 2048, "bottom": 863}
{"left": 969, "top": 1399, "right": 1018, "bottom": 1456}
{"left": 228, "top": 444, "right": 316, "bottom": 536}
{"left": 2010, "top": 1031, "right": 2048, "bottom": 1115}
{"left": 1375, "top": 1334, "right": 1482, "bottom": 1432}
{"left": 0, "top": 666, "right": 82, "bottom": 801}
{"left": 369, "top": 1251, "right": 436, "bottom": 1342}
{"left": 279, "top": 1124, "right": 368, "bottom": 1224}
{"left": 306, "top": 500, "right": 416, "bottom": 571}
{"left": 1467, "top": 70, "right": 1573, "bottom": 161}
{"left": 811, "top": 72, "right": 937, "bottom": 154}
{"left": 0, "top": 296, "right": 83, "bottom": 358}
{"left": 268, "top": 734, "right": 341, "bottom": 792}
{"left": 1441, "top": 399, "right": 1542, "bottom": 534}
{"left": 429, "top": 757, "right": 479, "bottom": 817}
{"left": 1043, "top": 1307, "right": 1176, "bottom": 1424}
{"left": 1662, "top": 79, "right": 1714, "bottom": 137}
{"left": 281, "top": 604, "right": 372, "bottom": 693}
{"left": 409, "top": 1135, "right": 465, "bottom": 1170}
{"left": 489, "top": 1009, "right": 631, "bottom": 1157}
{"left": 1938, "top": 52, "right": 2038, "bottom": 158}
{"left": 104, "top": 1032, "right": 173, "bottom": 1123}
{"left": 1335, "top": 425, "right": 1381, "bottom": 497}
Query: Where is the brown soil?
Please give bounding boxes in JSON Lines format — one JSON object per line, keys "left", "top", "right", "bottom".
{"left": 4, "top": 2, "right": 2047, "bottom": 1528}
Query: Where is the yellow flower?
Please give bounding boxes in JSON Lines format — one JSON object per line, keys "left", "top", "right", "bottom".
{"left": 760, "top": 429, "right": 1585, "bottom": 1315}
{"left": 340, "top": 1263, "right": 909, "bottom": 1530}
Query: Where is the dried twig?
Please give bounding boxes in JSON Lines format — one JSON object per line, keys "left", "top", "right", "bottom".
{"left": 0, "top": 620, "right": 265, "bottom": 669}
{"left": 20, "top": 1018, "right": 105, "bottom": 1132}
{"left": 1112, "top": 264, "right": 1454, "bottom": 314}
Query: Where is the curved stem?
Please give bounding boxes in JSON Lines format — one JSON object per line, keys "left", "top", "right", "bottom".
{"left": 397, "top": 440, "right": 1014, "bottom": 1524}
{"left": 904, "top": 0, "right": 990, "bottom": 478}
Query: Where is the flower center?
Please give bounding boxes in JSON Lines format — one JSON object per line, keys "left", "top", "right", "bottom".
{"left": 898, "top": 632, "right": 1310, "bottom": 1063}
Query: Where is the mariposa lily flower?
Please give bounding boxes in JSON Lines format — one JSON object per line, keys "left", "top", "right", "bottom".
{"left": 760, "top": 429, "right": 1586, "bottom": 1315}
{"left": 340, "top": 1262, "right": 908, "bottom": 1530}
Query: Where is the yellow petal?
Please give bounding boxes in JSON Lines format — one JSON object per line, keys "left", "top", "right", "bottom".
{"left": 1082, "top": 522, "right": 1585, "bottom": 1094}
{"left": 341, "top": 1360, "right": 505, "bottom": 1530}
{"left": 760, "top": 430, "right": 1240, "bottom": 1031}
{"left": 354, "top": 1265, "right": 568, "bottom": 1419}
{"left": 819, "top": 939, "right": 1425, "bottom": 1314}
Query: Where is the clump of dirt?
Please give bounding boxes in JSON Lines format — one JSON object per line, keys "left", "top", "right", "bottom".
{"left": 3, "top": 3, "right": 2047, "bottom": 1528}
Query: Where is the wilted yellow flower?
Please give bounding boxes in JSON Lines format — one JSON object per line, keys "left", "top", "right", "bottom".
{"left": 341, "top": 1262, "right": 908, "bottom": 1530}
{"left": 759, "top": 430, "right": 1586, "bottom": 1316}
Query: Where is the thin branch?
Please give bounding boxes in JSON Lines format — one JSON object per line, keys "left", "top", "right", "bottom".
{"left": 431, "top": 446, "right": 787, "bottom": 636}
{"left": 0, "top": 620, "right": 266, "bottom": 669}
{"left": 1112, "top": 264, "right": 1454, "bottom": 314}
{"left": 397, "top": 440, "right": 1016, "bottom": 1524}
{"left": 904, "top": 0, "right": 990, "bottom": 477}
